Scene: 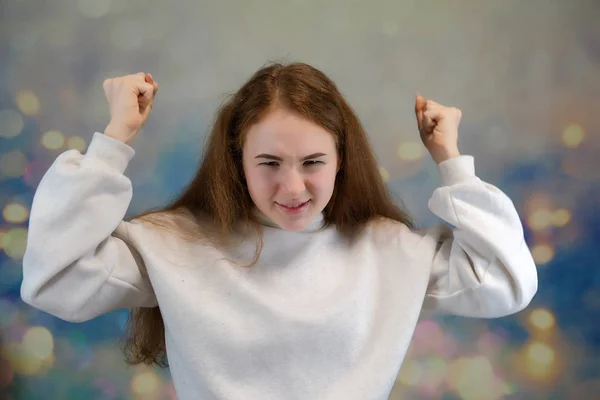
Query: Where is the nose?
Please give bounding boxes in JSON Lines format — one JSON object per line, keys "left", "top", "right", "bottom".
{"left": 280, "top": 168, "right": 306, "bottom": 196}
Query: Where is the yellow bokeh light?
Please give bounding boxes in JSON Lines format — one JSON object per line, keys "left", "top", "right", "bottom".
{"left": 562, "top": 124, "right": 585, "bottom": 148}
{"left": 2, "top": 342, "right": 44, "bottom": 376}
{"left": 515, "top": 340, "right": 562, "bottom": 383}
{"left": 67, "top": 136, "right": 87, "bottom": 152}
{"left": 524, "top": 193, "right": 552, "bottom": 216}
{"left": 397, "top": 141, "right": 424, "bottom": 161}
{"left": 0, "top": 230, "right": 7, "bottom": 249}
{"left": 531, "top": 244, "right": 554, "bottom": 265}
{"left": 529, "top": 308, "right": 556, "bottom": 330}
{"left": 447, "top": 356, "right": 493, "bottom": 389}
{"left": 22, "top": 326, "right": 55, "bottom": 360}
{"left": 552, "top": 208, "right": 571, "bottom": 227}
{"left": 131, "top": 370, "right": 161, "bottom": 395}
{"left": 3, "top": 227, "right": 28, "bottom": 260}
{"left": 421, "top": 357, "right": 447, "bottom": 389}
{"left": 38, "top": 352, "right": 56, "bottom": 374}
{"left": 379, "top": 166, "right": 390, "bottom": 182}
{"left": 528, "top": 208, "right": 553, "bottom": 230}
{"left": 3, "top": 203, "right": 29, "bottom": 224}
{"left": 16, "top": 90, "right": 41, "bottom": 116}
{"left": 41, "top": 130, "right": 66, "bottom": 150}
{"left": 526, "top": 342, "right": 555, "bottom": 366}
{"left": 446, "top": 356, "right": 506, "bottom": 400}
{"left": 0, "top": 109, "right": 25, "bottom": 138}
{"left": 0, "top": 151, "right": 28, "bottom": 178}
{"left": 397, "top": 359, "right": 423, "bottom": 386}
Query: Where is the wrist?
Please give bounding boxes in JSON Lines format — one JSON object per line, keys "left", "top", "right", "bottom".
{"left": 433, "top": 148, "right": 460, "bottom": 164}
{"left": 104, "top": 124, "right": 134, "bottom": 144}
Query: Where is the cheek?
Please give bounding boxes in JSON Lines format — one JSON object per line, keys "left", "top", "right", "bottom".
{"left": 245, "top": 168, "right": 276, "bottom": 197}
{"left": 308, "top": 168, "right": 337, "bottom": 196}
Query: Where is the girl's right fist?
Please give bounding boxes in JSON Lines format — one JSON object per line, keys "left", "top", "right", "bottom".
{"left": 103, "top": 72, "right": 159, "bottom": 144}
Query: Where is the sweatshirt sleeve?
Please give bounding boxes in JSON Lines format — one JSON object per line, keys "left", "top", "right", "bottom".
{"left": 20, "top": 132, "right": 158, "bottom": 323}
{"left": 419, "top": 155, "right": 538, "bottom": 318}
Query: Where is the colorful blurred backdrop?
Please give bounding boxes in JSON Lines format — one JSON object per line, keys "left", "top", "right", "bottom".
{"left": 1, "top": 0, "right": 599, "bottom": 399}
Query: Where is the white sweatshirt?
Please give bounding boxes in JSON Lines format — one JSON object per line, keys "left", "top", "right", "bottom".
{"left": 21, "top": 132, "right": 538, "bottom": 400}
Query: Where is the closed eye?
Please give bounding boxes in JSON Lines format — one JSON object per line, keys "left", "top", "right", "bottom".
{"left": 259, "top": 161, "right": 324, "bottom": 167}
{"left": 260, "top": 162, "right": 279, "bottom": 167}
{"left": 304, "top": 160, "right": 324, "bottom": 166}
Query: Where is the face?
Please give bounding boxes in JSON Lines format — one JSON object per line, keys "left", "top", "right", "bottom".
{"left": 242, "top": 108, "right": 339, "bottom": 232}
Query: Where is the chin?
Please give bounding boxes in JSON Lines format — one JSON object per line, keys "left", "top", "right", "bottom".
{"left": 266, "top": 200, "right": 313, "bottom": 231}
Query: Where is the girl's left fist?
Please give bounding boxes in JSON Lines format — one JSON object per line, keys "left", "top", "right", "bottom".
{"left": 415, "top": 95, "right": 462, "bottom": 164}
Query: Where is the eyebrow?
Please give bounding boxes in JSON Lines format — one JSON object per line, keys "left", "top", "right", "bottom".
{"left": 255, "top": 153, "right": 327, "bottom": 161}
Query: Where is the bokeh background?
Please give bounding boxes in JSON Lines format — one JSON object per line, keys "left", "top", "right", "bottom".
{"left": 1, "top": 0, "right": 599, "bottom": 399}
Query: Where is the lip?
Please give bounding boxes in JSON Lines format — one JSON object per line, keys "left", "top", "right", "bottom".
{"left": 276, "top": 200, "right": 310, "bottom": 215}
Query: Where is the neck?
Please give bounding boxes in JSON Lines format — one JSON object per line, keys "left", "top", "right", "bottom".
{"left": 251, "top": 207, "right": 325, "bottom": 233}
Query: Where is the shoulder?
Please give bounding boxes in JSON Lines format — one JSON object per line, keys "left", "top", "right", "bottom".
{"left": 121, "top": 209, "right": 225, "bottom": 266}
{"left": 130, "top": 208, "right": 196, "bottom": 231}
{"left": 124, "top": 209, "right": 206, "bottom": 249}
{"left": 365, "top": 217, "right": 448, "bottom": 259}
{"left": 364, "top": 217, "right": 419, "bottom": 251}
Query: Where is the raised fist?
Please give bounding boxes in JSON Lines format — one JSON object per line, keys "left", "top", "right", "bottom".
{"left": 103, "top": 72, "right": 159, "bottom": 144}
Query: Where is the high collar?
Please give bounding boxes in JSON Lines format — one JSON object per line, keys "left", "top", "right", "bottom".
{"left": 251, "top": 207, "right": 326, "bottom": 233}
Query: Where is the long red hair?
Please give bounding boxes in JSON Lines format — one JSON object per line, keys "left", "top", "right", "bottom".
{"left": 121, "top": 61, "right": 413, "bottom": 367}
